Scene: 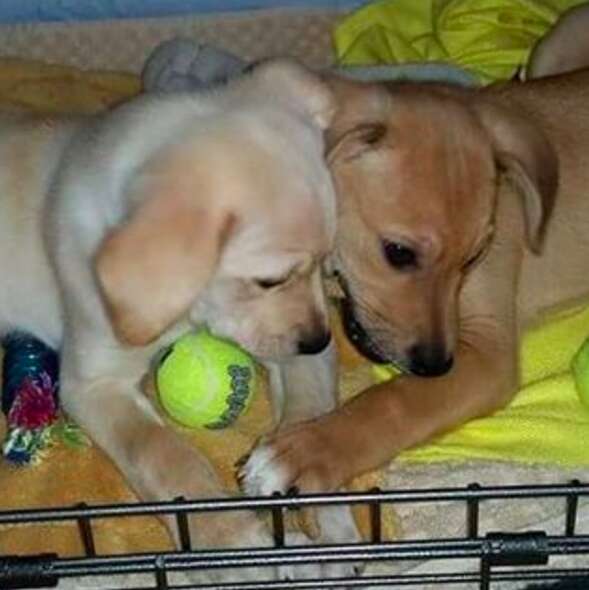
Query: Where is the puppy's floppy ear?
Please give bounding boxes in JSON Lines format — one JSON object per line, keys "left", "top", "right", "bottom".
{"left": 95, "top": 157, "right": 234, "bottom": 346}
{"left": 474, "top": 100, "right": 558, "bottom": 253}
{"left": 326, "top": 122, "right": 388, "bottom": 165}
{"left": 249, "top": 58, "right": 335, "bottom": 129}
{"left": 324, "top": 75, "right": 391, "bottom": 163}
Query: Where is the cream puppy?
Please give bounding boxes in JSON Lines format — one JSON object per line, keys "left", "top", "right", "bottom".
{"left": 0, "top": 60, "right": 358, "bottom": 581}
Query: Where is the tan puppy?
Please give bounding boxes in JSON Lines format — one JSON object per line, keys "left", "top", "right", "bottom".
{"left": 0, "top": 60, "right": 361, "bottom": 581}
{"left": 243, "top": 67, "right": 589, "bottom": 494}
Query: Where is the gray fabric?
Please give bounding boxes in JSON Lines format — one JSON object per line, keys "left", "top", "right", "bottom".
{"left": 335, "top": 63, "right": 478, "bottom": 86}
{"left": 141, "top": 37, "right": 479, "bottom": 92}
{"left": 142, "top": 37, "right": 248, "bottom": 92}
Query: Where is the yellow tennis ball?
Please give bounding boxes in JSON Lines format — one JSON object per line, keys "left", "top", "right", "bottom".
{"left": 156, "top": 330, "right": 256, "bottom": 429}
{"left": 572, "top": 337, "right": 589, "bottom": 410}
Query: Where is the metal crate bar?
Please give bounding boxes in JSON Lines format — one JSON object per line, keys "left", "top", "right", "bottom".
{"left": 37, "top": 535, "right": 586, "bottom": 577}
{"left": 0, "top": 480, "right": 587, "bottom": 589}
{"left": 0, "top": 481, "right": 587, "bottom": 526}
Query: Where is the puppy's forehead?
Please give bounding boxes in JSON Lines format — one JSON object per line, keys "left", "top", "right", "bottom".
{"left": 367, "top": 93, "right": 497, "bottom": 249}
{"left": 253, "top": 110, "right": 337, "bottom": 240}
{"left": 202, "top": 114, "right": 334, "bottom": 210}
{"left": 221, "top": 212, "right": 325, "bottom": 280}
{"left": 228, "top": 119, "right": 336, "bottom": 247}
{"left": 228, "top": 143, "right": 334, "bottom": 244}
{"left": 239, "top": 198, "right": 329, "bottom": 254}
{"left": 159, "top": 112, "right": 335, "bottom": 266}
{"left": 209, "top": 135, "right": 332, "bottom": 277}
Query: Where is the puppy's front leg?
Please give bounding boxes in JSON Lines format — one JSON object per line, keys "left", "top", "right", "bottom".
{"left": 59, "top": 346, "right": 274, "bottom": 572}
{"left": 247, "top": 339, "right": 338, "bottom": 495}
{"left": 246, "top": 330, "right": 517, "bottom": 493}
{"left": 247, "top": 340, "right": 363, "bottom": 576}
{"left": 265, "top": 338, "right": 338, "bottom": 426}
{"left": 242, "top": 237, "right": 521, "bottom": 493}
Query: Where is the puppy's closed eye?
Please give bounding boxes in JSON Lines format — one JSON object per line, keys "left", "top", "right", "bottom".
{"left": 253, "top": 266, "right": 298, "bottom": 290}
{"left": 255, "top": 277, "right": 288, "bottom": 290}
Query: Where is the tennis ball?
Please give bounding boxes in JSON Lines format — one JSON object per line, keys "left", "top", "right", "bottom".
{"left": 156, "top": 330, "right": 256, "bottom": 429}
{"left": 572, "top": 337, "right": 589, "bottom": 410}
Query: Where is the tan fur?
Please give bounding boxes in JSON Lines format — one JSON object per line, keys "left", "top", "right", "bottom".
{"left": 243, "top": 68, "right": 589, "bottom": 493}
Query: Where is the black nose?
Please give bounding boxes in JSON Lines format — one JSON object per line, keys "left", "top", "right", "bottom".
{"left": 298, "top": 331, "right": 331, "bottom": 355}
{"left": 409, "top": 345, "right": 454, "bottom": 377}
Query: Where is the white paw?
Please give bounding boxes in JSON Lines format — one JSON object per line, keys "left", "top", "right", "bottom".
{"left": 277, "top": 532, "right": 323, "bottom": 581}
{"left": 322, "top": 557, "right": 365, "bottom": 579}
{"left": 240, "top": 446, "right": 365, "bottom": 582}
{"left": 317, "top": 505, "right": 363, "bottom": 545}
{"left": 317, "top": 505, "right": 365, "bottom": 578}
{"left": 241, "top": 444, "right": 291, "bottom": 496}
{"left": 276, "top": 531, "right": 363, "bottom": 583}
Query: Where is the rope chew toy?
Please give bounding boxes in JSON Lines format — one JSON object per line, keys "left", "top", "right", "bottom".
{"left": 1, "top": 332, "right": 60, "bottom": 465}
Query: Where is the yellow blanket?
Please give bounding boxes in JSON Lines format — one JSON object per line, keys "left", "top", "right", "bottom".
{"left": 334, "top": 0, "right": 587, "bottom": 83}
{"left": 334, "top": 0, "right": 589, "bottom": 464}
{"left": 375, "top": 305, "right": 589, "bottom": 467}
{"left": 0, "top": 57, "right": 139, "bottom": 113}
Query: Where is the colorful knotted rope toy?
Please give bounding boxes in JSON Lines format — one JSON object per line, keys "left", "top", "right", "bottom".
{"left": 1, "top": 331, "right": 87, "bottom": 465}
{"left": 1, "top": 332, "right": 60, "bottom": 465}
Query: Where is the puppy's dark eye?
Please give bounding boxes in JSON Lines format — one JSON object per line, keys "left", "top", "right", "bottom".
{"left": 382, "top": 241, "right": 418, "bottom": 270}
{"left": 255, "top": 277, "right": 286, "bottom": 290}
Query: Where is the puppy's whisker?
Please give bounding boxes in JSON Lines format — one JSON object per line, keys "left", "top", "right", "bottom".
{"left": 344, "top": 296, "right": 403, "bottom": 358}
{"left": 460, "top": 314, "right": 501, "bottom": 337}
{"left": 349, "top": 293, "right": 394, "bottom": 329}
{"left": 458, "top": 314, "right": 504, "bottom": 351}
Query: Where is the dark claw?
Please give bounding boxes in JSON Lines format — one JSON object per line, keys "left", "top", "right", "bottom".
{"left": 234, "top": 454, "right": 249, "bottom": 470}
{"left": 235, "top": 463, "right": 247, "bottom": 489}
